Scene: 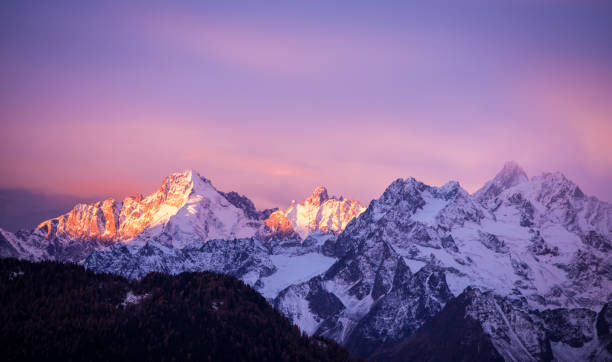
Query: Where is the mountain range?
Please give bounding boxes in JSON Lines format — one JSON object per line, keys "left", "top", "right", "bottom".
{"left": 1, "top": 162, "right": 611, "bottom": 361}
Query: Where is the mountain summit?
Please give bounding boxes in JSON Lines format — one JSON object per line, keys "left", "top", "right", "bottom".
{"left": 274, "top": 165, "right": 611, "bottom": 360}
{"left": 1, "top": 170, "right": 272, "bottom": 261}
{"left": 473, "top": 161, "right": 528, "bottom": 202}
{"left": 305, "top": 186, "right": 331, "bottom": 206}
{"left": 2, "top": 164, "right": 611, "bottom": 361}
{"left": 282, "top": 186, "right": 365, "bottom": 239}
{"left": 0, "top": 171, "right": 367, "bottom": 262}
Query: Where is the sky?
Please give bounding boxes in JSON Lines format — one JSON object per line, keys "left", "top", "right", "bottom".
{"left": 1, "top": 0, "right": 611, "bottom": 227}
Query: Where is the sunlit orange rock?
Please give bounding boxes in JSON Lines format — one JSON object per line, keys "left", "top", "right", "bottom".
{"left": 36, "top": 171, "right": 197, "bottom": 242}
{"left": 33, "top": 171, "right": 366, "bottom": 245}
{"left": 37, "top": 198, "right": 121, "bottom": 241}
{"left": 282, "top": 186, "right": 366, "bottom": 239}
{"left": 265, "top": 210, "right": 295, "bottom": 235}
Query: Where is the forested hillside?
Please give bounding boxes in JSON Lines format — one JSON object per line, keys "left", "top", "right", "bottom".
{"left": 0, "top": 259, "right": 360, "bottom": 361}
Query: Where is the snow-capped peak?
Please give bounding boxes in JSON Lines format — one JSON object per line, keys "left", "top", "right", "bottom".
{"left": 4, "top": 164, "right": 611, "bottom": 361}
{"left": 304, "top": 186, "right": 331, "bottom": 206}
{"left": 279, "top": 186, "right": 365, "bottom": 239}
{"left": 7, "top": 170, "right": 273, "bottom": 260}
{"left": 473, "top": 161, "right": 528, "bottom": 202}
{"left": 159, "top": 169, "right": 209, "bottom": 196}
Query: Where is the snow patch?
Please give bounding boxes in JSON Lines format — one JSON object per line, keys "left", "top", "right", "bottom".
{"left": 121, "top": 291, "right": 149, "bottom": 307}
{"left": 403, "top": 257, "right": 426, "bottom": 273}
{"left": 411, "top": 192, "right": 449, "bottom": 225}
{"left": 260, "top": 253, "right": 336, "bottom": 299}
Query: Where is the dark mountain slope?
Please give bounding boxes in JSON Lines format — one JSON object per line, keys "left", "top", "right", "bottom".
{"left": 0, "top": 259, "right": 360, "bottom": 362}
{"left": 371, "top": 288, "right": 504, "bottom": 362}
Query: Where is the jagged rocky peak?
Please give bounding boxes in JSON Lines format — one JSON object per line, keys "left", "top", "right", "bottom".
{"left": 279, "top": 186, "right": 366, "bottom": 239}
{"left": 490, "top": 168, "right": 608, "bottom": 234}
{"left": 369, "top": 178, "right": 420, "bottom": 212}
{"left": 158, "top": 169, "right": 210, "bottom": 197}
{"left": 35, "top": 197, "right": 122, "bottom": 242}
{"left": 375, "top": 176, "right": 465, "bottom": 202}
{"left": 220, "top": 190, "right": 277, "bottom": 220}
{"left": 166, "top": 169, "right": 276, "bottom": 220}
{"left": 304, "top": 186, "right": 331, "bottom": 206}
{"left": 355, "top": 176, "right": 476, "bottom": 227}
{"left": 497, "top": 161, "right": 528, "bottom": 183}
{"left": 532, "top": 171, "right": 586, "bottom": 205}
{"left": 7, "top": 169, "right": 274, "bottom": 260}
{"left": 474, "top": 161, "right": 528, "bottom": 202}
{"left": 264, "top": 210, "right": 297, "bottom": 239}
{"left": 64, "top": 169, "right": 210, "bottom": 242}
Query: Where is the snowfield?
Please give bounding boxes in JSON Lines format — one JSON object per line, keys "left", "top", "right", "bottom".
{"left": 260, "top": 253, "right": 336, "bottom": 299}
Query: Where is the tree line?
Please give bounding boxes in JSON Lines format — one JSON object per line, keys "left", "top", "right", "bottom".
{"left": 0, "top": 258, "right": 364, "bottom": 361}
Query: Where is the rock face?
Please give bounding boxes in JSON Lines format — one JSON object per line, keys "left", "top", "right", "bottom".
{"left": 1, "top": 170, "right": 272, "bottom": 261}
{"left": 84, "top": 238, "right": 276, "bottom": 282}
{"left": 474, "top": 161, "right": 529, "bottom": 203}
{"left": 219, "top": 191, "right": 277, "bottom": 220}
{"left": 2, "top": 163, "right": 611, "bottom": 361}
{"left": 371, "top": 288, "right": 505, "bottom": 362}
{"left": 277, "top": 186, "right": 366, "bottom": 239}
{"left": 344, "top": 264, "right": 454, "bottom": 357}
{"left": 84, "top": 235, "right": 340, "bottom": 302}
{"left": 596, "top": 303, "right": 612, "bottom": 356}
{"left": 264, "top": 210, "right": 300, "bottom": 240}
{"left": 274, "top": 163, "right": 612, "bottom": 360}
{"left": 274, "top": 177, "right": 480, "bottom": 355}
{"left": 0, "top": 230, "right": 21, "bottom": 258}
{"left": 373, "top": 287, "right": 612, "bottom": 362}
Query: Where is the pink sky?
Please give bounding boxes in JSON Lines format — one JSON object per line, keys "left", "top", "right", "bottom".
{"left": 1, "top": 0, "right": 611, "bottom": 209}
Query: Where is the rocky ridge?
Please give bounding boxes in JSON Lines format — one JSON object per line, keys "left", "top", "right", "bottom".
{"left": 273, "top": 163, "right": 612, "bottom": 360}
{"left": 1, "top": 170, "right": 277, "bottom": 262}
{"left": 1, "top": 164, "right": 611, "bottom": 360}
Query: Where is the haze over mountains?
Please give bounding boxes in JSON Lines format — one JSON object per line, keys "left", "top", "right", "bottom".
{"left": 1, "top": 162, "right": 611, "bottom": 361}
{"left": 0, "top": 189, "right": 101, "bottom": 232}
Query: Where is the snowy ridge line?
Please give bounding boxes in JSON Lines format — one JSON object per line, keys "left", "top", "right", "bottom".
{"left": 1, "top": 162, "right": 611, "bottom": 360}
